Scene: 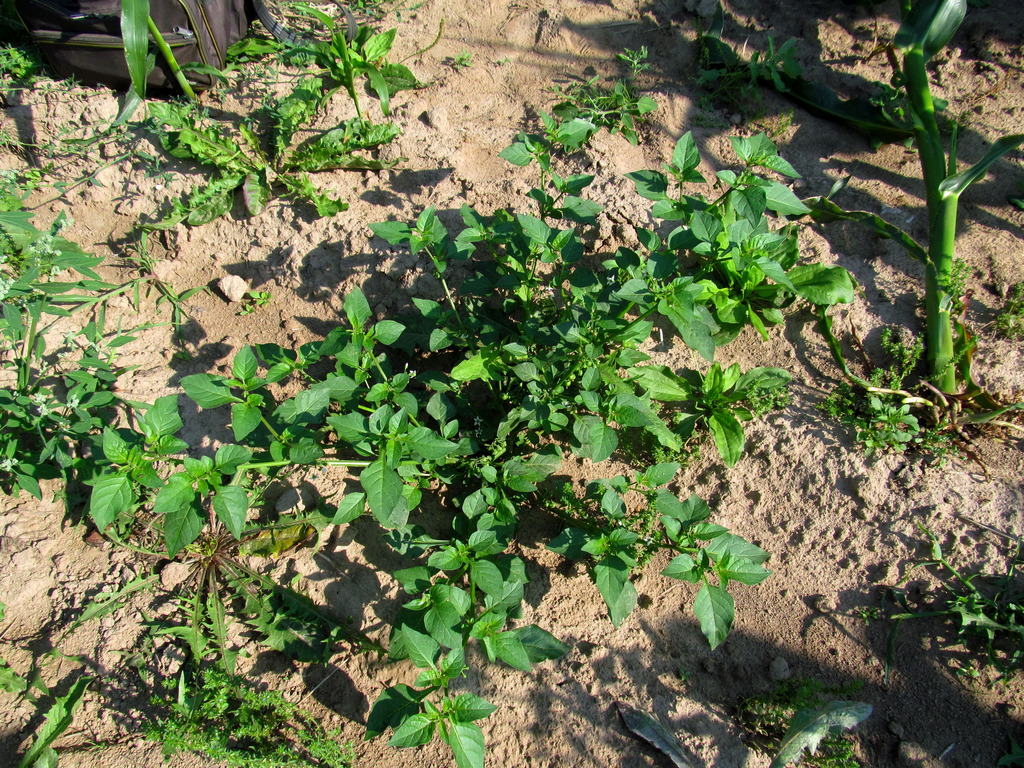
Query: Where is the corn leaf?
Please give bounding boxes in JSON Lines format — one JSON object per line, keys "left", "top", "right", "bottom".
{"left": 894, "top": 0, "right": 966, "bottom": 59}
{"left": 939, "top": 134, "right": 1024, "bottom": 200}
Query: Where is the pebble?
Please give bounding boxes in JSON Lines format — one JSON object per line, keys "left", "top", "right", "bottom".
{"left": 217, "top": 274, "right": 249, "bottom": 303}
{"left": 769, "top": 656, "right": 791, "bottom": 681}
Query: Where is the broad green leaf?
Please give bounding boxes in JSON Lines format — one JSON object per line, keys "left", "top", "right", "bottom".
{"left": 940, "top": 134, "right": 1024, "bottom": 200}
{"left": 894, "top": 0, "right": 966, "bottom": 59}
{"left": 612, "top": 394, "right": 681, "bottom": 451}
{"left": 361, "top": 459, "right": 408, "bottom": 528}
{"left": 451, "top": 693, "right": 498, "bottom": 723}
{"left": 89, "top": 474, "right": 134, "bottom": 530}
{"left": 344, "top": 287, "right": 372, "bottom": 330}
{"left": 232, "top": 345, "right": 258, "bottom": 383}
{"left": 705, "top": 533, "right": 771, "bottom": 565}
{"left": 571, "top": 415, "right": 618, "bottom": 462}
{"left": 373, "top": 319, "right": 406, "bottom": 345}
{"left": 644, "top": 462, "right": 679, "bottom": 487}
{"left": 445, "top": 720, "right": 486, "bottom": 768}
{"left": 629, "top": 365, "right": 692, "bottom": 401}
{"left": 143, "top": 395, "right": 183, "bottom": 438}
{"left": 366, "top": 685, "right": 427, "bottom": 738}
{"left": 231, "top": 402, "right": 262, "bottom": 441}
{"left": 401, "top": 627, "right": 440, "bottom": 669}
{"left": 213, "top": 484, "right": 249, "bottom": 539}
{"left": 625, "top": 170, "right": 669, "bottom": 201}
{"left": 662, "top": 553, "right": 700, "bottom": 582}
{"left": 513, "top": 625, "right": 570, "bottom": 662}
{"left": 120, "top": 0, "right": 149, "bottom": 102}
{"left": 671, "top": 131, "right": 704, "bottom": 181}
{"left": 594, "top": 556, "right": 638, "bottom": 627}
{"left": 394, "top": 566, "right": 434, "bottom": 595}
{"left": 370, "top": 220, "right": 412, "bottom": 245}
{"left": 763, "top": 180, "right": 811, "bottom": 216}
{"left": 693, "top": 583, "right": 734, "bottom": 649}
{"left": 709, "top": 410, "right": 745, "bottom": 467}
{"left": 405, "top": 426, "right": 458, "bottom": 460}
{"left": 789, "top": 264, "right": 855, "bottom": 306}
{"left": 215, "top": 444, "right": 252, "bottom": 474}
{"left": 469, "top": 558, "right": 505, "bottom": 597}
{"left": 388, "top": 713, "right": 436, "bottom": 748}
{"left": 499, "top": 141, "right": 533, "bottom": 167}
{"left": 716, "top": 556, "right": 772, "bottom": 586}
{"left": 157, "top": 474, "right": 201, "bottom": 557}
{"left": 182, "top": 374, "right": 239, "bottom": 408}
{"left": 450, "top": 352, "right": 492, "bottom": 382}
{"left": 332, "top": 492, "right": 365, "bottom": 525}
{"left": 770, "top": 701, "right": 872, "bottom": 768}
{"left": 364, "top": 28, "right": 397, "bottom": 61}
{"left": 487, "top": 630, "right": 531, "bottom": 671}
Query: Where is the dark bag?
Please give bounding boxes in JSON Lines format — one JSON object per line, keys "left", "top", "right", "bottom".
{"left": 14, "top": 0, "right": 255, "bottom": 91}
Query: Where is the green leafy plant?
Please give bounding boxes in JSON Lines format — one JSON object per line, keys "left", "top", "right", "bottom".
{"left": 548, "top": 47, "right": 658, "bottom": 145}
{"left": 81, "top": 116, "right": 852, "bottom": 767}
{"left": 147, "top": 17, "right": 420, "bottom": 228}
{"left": 147, "top": 666, "right": 353, "bottom": 767}
{"left": 0, "top": 210, "right": 133, "bottom": 500}
{"left": 736, "top": 678, "right": 869, "bottom": 768}
{"left": 819, "top": 327, "right": 960, "bottom": 458}
{"left": 17, "top": 675, "right": 92, "bottom": 768}
{"left": 625, "top": 131, "right": 855, "bottom": 349}
{"left": 630, "top": 362, "right": 791, "bottom": 466}
{"left": 449, "top": 50, "right": 473, "bottom": 71}
{"left": 240, "top": 290, "right": 273, "bottom": 316}
{"left": 888, "top": 522, "right": 1024, "bottom": 676}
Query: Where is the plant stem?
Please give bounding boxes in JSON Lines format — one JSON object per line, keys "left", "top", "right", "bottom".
{"left": 147, "top": 18, "right": 197, "bottom": 101}
{"left": 903, "top": 46, "right": 957, "bottom": 393}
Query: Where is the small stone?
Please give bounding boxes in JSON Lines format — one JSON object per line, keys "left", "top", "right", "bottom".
{"left": 769, "top": 656, "right": 791, "bottom": 681}
{"left": 814, "top": 594, "right": 837, "bottom": 614}
{"left": 217, "top": 274, "right": 249, "bottom": 303}
{"left": 888, "top": 720, "right": 905, "bottom": 738}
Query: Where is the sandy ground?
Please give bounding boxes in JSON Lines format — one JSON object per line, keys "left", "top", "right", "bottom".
{"left": 1, "top": 0, "right": 1023, "bottom": 766}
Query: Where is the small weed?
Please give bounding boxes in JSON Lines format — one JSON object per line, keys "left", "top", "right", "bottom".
{"left": 147, "top": 666, "right": 353, "bottom": 768}
{"left": 548, "top": 47, "right": 657, "bottom": 145}
{"left": 239, "top": 290, "right": 273, "bottom": 316}
{"left": 819, "top": 327, "right": 960, "bottom": 459}
{"left": 736, "top": 678, "right": 866, "bottom": 768}
{"left": 996, "top": 282, "right": 1024, "bottom": 340}
{"left": 697, "top": 32, "right": 800, "bottom": 117}
{"left": 450, "top": 50, "right": 473, "bottom": 71}
{"left": 889, "top": 523, "right": 1024, "bottom": 677}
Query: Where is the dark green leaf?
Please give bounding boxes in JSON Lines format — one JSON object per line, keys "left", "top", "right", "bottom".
{"left": 182, "top": 374, "right": 239, "bottom": 408}
{"left": 89, "top": 474, "right": 134, "bottom": 530}
{"left": 213, "top": 484, "right": 249, "bottom": 539}
{"left": 693, "top": 583, "right": 733, "bottom": 649}
{"left": 361, "top": 459, "right": 408, "bottom": 528}
{"left": 389, "top": 713, "right": 435, "bottom": 748}
{"left": 513, "top": 625, "right": 570, "bottom": 662}
{"left": 594, "top": 555, "right": 637, "bottom": 627}
{"left": 366, "top": 685, "right": 427, "bottom": 738}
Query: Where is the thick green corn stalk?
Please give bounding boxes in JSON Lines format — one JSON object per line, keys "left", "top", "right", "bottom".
{"left": 896, "top": 0, "right": 1023, "bottom": 393}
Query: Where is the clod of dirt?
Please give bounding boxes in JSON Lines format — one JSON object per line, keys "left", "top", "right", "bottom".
{"left": 216, "top": 274, "right": 249, "bottom": 303}
{"left": 898, "top": 740, "right": 941, "bottom": 767}
{"left": 275, "top": 484, "right": 319, "bottom": 514}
